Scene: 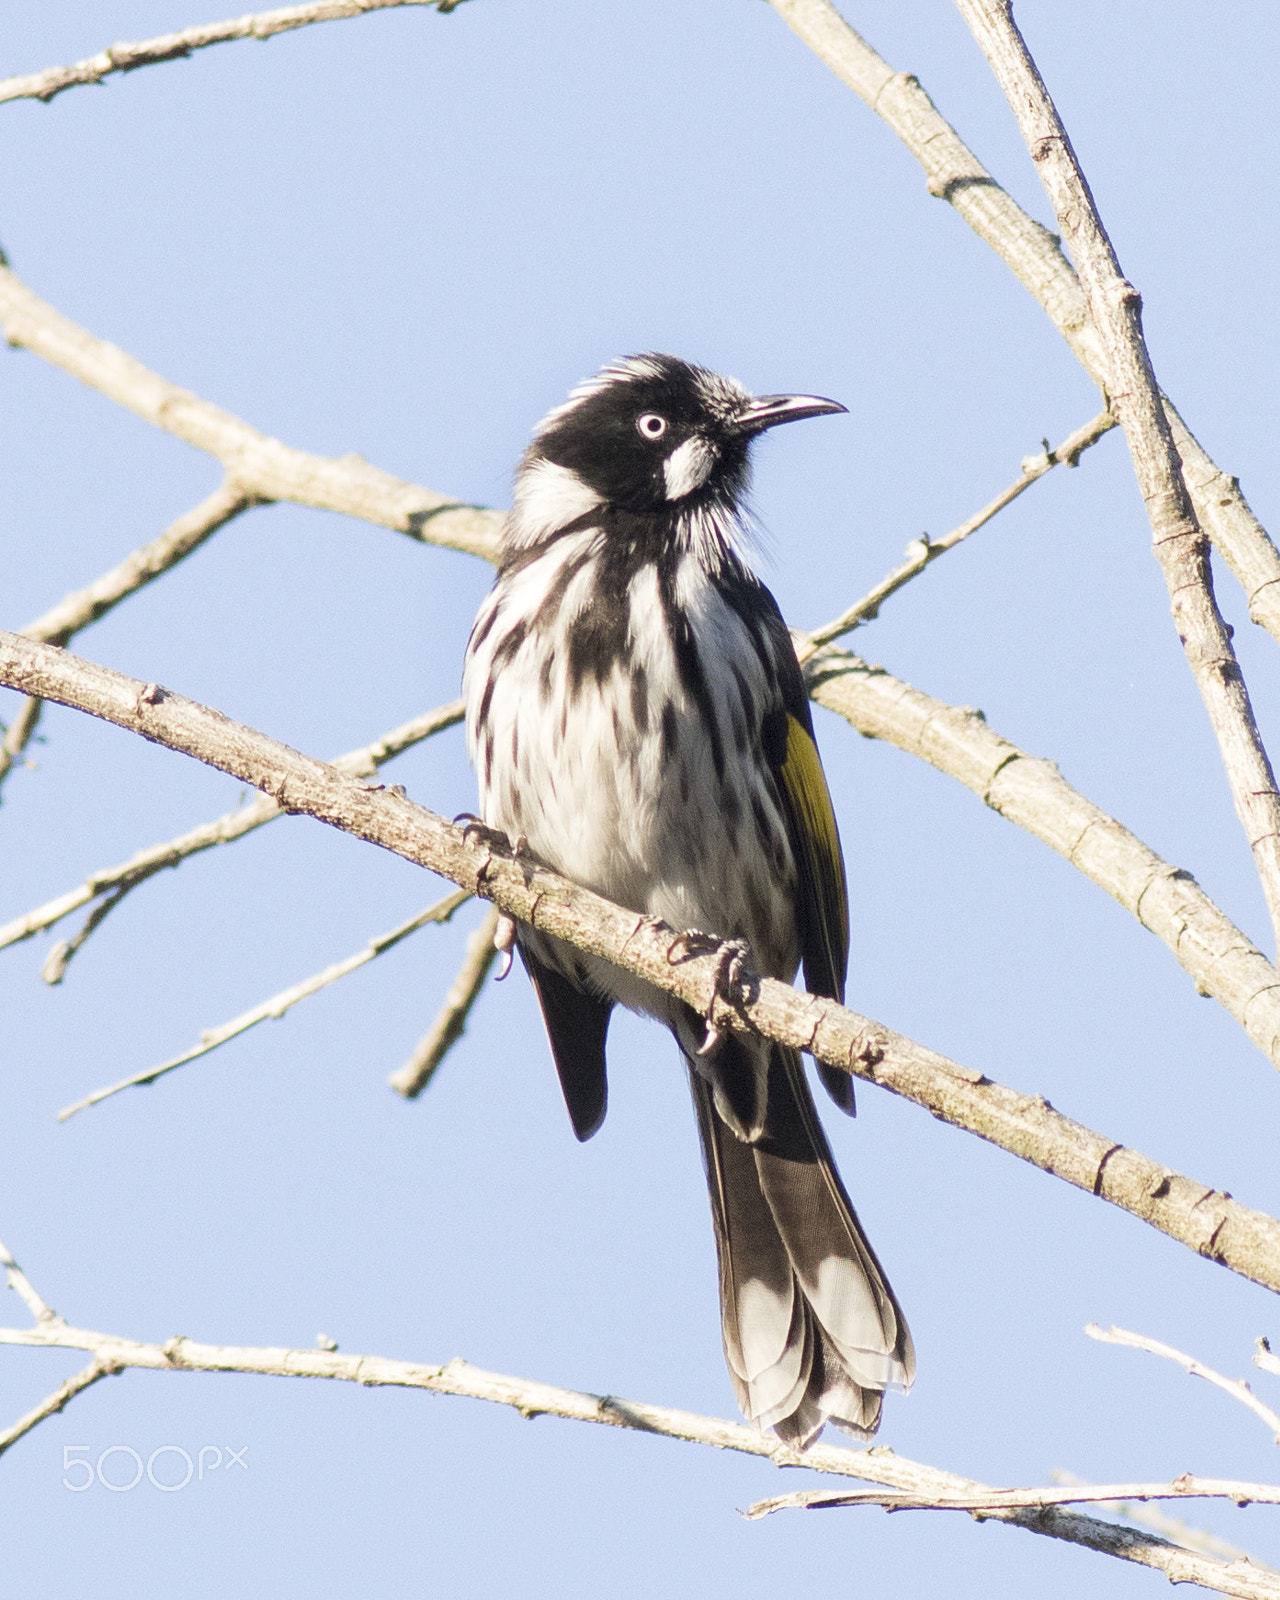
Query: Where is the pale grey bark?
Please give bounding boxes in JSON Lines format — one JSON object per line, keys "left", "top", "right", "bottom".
{"left": 766, "top": 0, "right": 1280, "bottom": 645}
{"left": 3, "top": 628, "right": 1280, "bottom": 1302}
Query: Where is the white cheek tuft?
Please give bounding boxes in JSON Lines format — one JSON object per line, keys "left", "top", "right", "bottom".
{"left": 510, "top": 458, "right": 604, "bottom": 545}
{"left": 663, "top": 436, "right": 716, "bottom": 500}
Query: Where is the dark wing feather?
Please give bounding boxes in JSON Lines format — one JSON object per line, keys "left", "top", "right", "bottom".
{"left": 519, "top": 942, "right": 613, "bottom": 1141}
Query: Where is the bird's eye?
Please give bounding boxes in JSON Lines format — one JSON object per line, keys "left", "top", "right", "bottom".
{"left": 636, "top": 413, "right": 667, "bottom": 439}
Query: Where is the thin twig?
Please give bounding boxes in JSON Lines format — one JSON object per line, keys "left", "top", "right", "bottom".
{"left": 0, "top": 697, "right": 464, "bottom": 956}
{"left": 0, "top": 0, "right": 464, "bottom": 107}
{"left": 20, "top": 480, "right": 256, "bottom": 648}
{"left": 58, "top": 889, "right": 471, "bottom": 1120}
{"left": 0, "top": 1237, "right": 62, "bottom": 1326}
{"left": 0, "top": 1303, "right": 1272, "bottom": 1600}
{"left": 0, "top": 1360, "right": 117, "bottom": 1460}
{"left": 746, "top": 1476, "right": 1280, "bottom": 1517}
{"left": 1051, "top": 1470, "right": 1272, "bottom": 1571}
{"left": 955, "top": 1, "right": 1280, "bottom": 959}
{"left": 5, "top": 631, "right": 1280, "bottom": 1298}
{"left": 390, "top": 904, "right": 500, "bottom": 1097}
{"left": 1258, "top": 1340, "right": 1280, "bottom": 1382}
{"left": 804, "top": 408, "right": 1115, "bottom": 650}
{"left": 0, "top": 695, "right": 44, "bottom": 797}
{"left": 765, "top": 0, "right": 1280, "bottom": 644}
{"left": 0, "top": 260, "right": 503, "bottom": 563}
{"left": 1087, "top": 1325, "right": 1280, "bottom": 1444}
{"left": 0, "top": 480, "right": 255, "bottom": 804}
{"left": 803, "top": 644, "right": 1280, "bottom": 1073}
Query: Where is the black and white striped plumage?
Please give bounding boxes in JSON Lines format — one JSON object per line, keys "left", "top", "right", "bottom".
{"left": 465, "top": 354, "right": 913, "bottom": 1445}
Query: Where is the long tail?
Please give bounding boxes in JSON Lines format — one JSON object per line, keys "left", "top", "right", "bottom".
{"left": 690, "top": 1042, "right": 914, "bottom": 1447}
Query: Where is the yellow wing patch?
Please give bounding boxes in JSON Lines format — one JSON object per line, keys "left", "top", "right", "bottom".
{"left": 779, "top": 714, "right": 849, "bottom": 1003}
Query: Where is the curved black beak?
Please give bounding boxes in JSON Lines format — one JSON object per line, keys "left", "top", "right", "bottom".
{"left": 732, "top": 393, "right": 847, "bottom": 437}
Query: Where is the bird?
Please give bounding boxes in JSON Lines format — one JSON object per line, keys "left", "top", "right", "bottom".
{"left": 464, "top": 353, "right": 913, "bottom": 1446}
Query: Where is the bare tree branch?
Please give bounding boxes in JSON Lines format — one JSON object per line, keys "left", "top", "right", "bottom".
{"left": 1, "top": 1232, "right": 1276, "bottom": 1600}
{"left": 20, "top": 480, "right": 257, "bottom": 648}
{"left": 765, "top": 0, "right": 1280, "bottom": 645}
{"left": 803, "top": 645, "right": 1280, "bottom": 1073}
{"left": 0, "top": 258, "right": 503, "bottom": 563}
{"left": 0, "top": 0, "right": 463, "bottom": 108}
{"left": 389, "top": 904, "right": 500, "bottom": 1097}
{"left": 1258, "top": 1340, "right": 1280, "bottom": 1382}
{"left": 0, "top": 1238, "right": 61, "bottom": 1326}
{"left": 0, "top": 479, "right": 257, "bottom": 803}
{"left": 0, "top": 1360, "right": 117, "bottom": 1460}
{"left": 1051, "top": 1470, "right": 1273, "bottom": 1571}
{"left": 59, "top": 889, "right": 471, "bottom": 1120}
{"left": 4, "top": 630, "right": 1280, "bottom": 1297}
{"left": 747, "top": 1476, "right": 1280, "bottom": 1517}
{"left": 1087, "top": 1325, "right": 1280, "bottom": 1445}
{"left": 954, "top": 2, "right": 1280, "bottom": 957}
{"left": 0, "top": 698, "right": 465, "bottom": 957}
{"left": 0, "top": 695, "right": 43, "bottom": 796}
{"left": 807, "top": 408, "right": 1115, "bottom": 647}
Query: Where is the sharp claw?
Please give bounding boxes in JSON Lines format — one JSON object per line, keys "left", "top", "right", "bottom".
{"left": 696, "top": 1023, "right": 721, "bottom": 1057}
{"left": 492, "top": 912, "right": 517, "bottom": 981}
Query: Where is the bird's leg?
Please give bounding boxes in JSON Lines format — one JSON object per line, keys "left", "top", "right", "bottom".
{"left": 666, "top": 930, "right": 752, "bottom": 1055}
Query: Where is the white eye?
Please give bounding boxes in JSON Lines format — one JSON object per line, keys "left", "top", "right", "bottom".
{"left": 637, "top": 412, "right": 667, "bottom": 439}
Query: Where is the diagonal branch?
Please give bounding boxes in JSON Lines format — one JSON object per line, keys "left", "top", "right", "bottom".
{"left": 0, "top": 258, "right": 503, "bottom": 563}
{"left": 0, "top": 697, "right": 465, "bottom": 958}
{"left": 4, "top": 629, "right": 1280, "bottom": 1298}
{"left": 0, "top": 0, "right": 464, "bottom": 108}
{"left": 58, "top": 889, "right": 472, "bottom": 1120}
{"left": 1087, "top": 1325, "right": 1280, "bottom": 1445}
{"left": 806, "top": 408, "right": 1115, "bottom": 648}
{"left": 0, "top": 478, "right": 256, "bottom": 803}
{"left": 389, "top": 904, "right": 500, "bottom": 1097}
{"left": 0, "top": 1296, "right": 1271, "bottom": 1600}
{"left": 1051, "top": 1469, "right": 1272, "bottom": 1571}
{"left": 955, "top": 0, "right": 1280, "bottom": 957}
{"left": 802, "top": 644, "right": 1280, "bottom": 1073}
{"left": 765, "top": 0, "right": 1280, "bottom": 644}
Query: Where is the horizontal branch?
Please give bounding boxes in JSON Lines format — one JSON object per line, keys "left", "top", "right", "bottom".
{"left": 59, "top": 888, "right": 471, "bottom": 1120}
{"left": 0, "top": 0, "right": 459, "bottom": 107}
{"left": 802, "top": 644, "right": 1280, "bottom": 1071}
{"left": 0, "top": 1259, "right": 1271, "bottom": 1600}
{"left": 1051, "top": 1469, "right": 1271, "bottom": 1571}
{"left": 806, "top": 408, "right": 1115, "bottom": 648}
{"left": 1087, "top": 1325, "right": 1280, "bottom": 1445}
{"left": 4, "top": 631, "right": 1280, "bottom": 1299}
{"left": 747, "top": 1474, "right": 1280, "bottom": 1517}
{"left": 0, "top": 697, "right": 465, "bottom": 955}
{"left": 766, "top": 0, "right": 1280, "bottom": 644}
{"left": 0, "top": 259, "right": 502, "bottom": 562}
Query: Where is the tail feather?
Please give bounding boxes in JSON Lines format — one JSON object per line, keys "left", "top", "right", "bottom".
{"left": 690, "top": 1044, "right": 912, "bottom": 1447}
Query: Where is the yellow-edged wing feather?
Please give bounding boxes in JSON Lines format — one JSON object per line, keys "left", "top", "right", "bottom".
{"left": 778, "top": 714, "right": 855, "bottom": 1115}
{"left": 778, "top": 714, "right": 849, "bottom": 1004}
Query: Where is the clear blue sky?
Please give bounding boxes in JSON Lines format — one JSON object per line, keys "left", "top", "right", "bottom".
{"left": 3, "top": 3, "right": 1280, "bottom": 1594}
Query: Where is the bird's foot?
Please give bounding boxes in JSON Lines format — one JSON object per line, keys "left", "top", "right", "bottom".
{"left": 666, "top": 930, "right": 752, "bottom": 1055}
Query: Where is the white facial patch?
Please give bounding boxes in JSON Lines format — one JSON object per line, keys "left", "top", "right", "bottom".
{"left": 509, "top": 457, "right": 603, "bottom": 546}
{"left": 663, "top": 435, "right": 716, "bottom": 500}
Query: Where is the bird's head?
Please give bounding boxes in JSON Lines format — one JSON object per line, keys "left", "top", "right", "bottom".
{"left": 508, "top": 354, "right": 846, "bottom": 549}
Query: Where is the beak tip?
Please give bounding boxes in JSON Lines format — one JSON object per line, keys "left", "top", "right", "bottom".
{"left": 738, "top": 393, "right": 849, "bottom": 433}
